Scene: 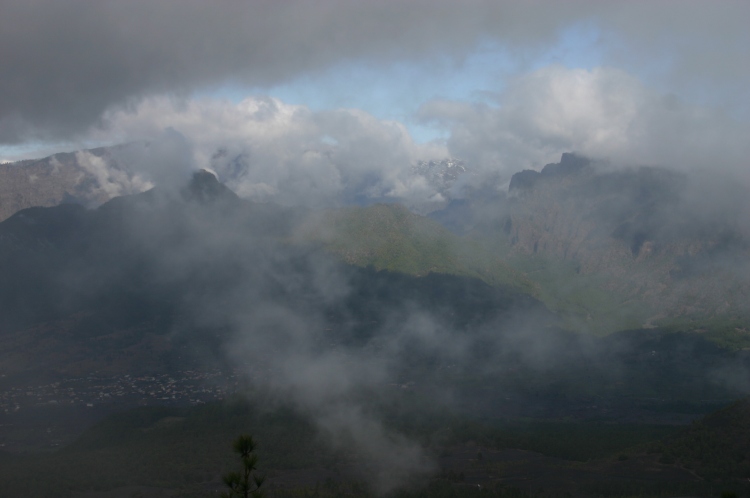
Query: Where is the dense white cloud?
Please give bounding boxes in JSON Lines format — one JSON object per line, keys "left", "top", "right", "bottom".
{"left": 97, "top": 96, "right": 448, "bottom": 207}
{"left": 79, "top": 64, "right": 750, "bottom": 209}
{"left": 420, "top": 65, "right": 750, "bottom": 182}
{"left": 75, "top": 150, "right": 154, "bottom": 198}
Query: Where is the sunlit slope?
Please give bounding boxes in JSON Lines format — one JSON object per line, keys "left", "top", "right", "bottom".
{"left": 297, "top": 203, "right": 535, "bottom": 295}
{"left": 500, "top": 247, "right": 654, "bottom": 335}
{"left": 297, "top": 203, "right": 653, "bottom": 334}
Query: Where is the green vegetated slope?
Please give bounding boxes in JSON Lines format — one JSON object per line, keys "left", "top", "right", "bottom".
{"left": 299, "top": 204, "right": 652, "bottom": 335}
{"left": 486, "top": 239, "right": 750, "bottom": 340}
{"left": 477, "top": 235, "right": 654, "bottom": 335}
{"left": 299, "top": 201, "right": 750, "bottom": 340}
{"left": 299, "top": 204, "right": 534, "bottom": 295}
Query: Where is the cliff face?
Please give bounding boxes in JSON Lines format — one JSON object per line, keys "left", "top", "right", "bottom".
{"left": 507, "top": 155, "right": 671, "bottom": 272}
{"left": 505, "top": 154, "right": 750, "bottom": 320}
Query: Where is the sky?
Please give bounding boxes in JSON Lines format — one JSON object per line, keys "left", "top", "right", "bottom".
{"left": 1, "top": 0, "right": 749, "bottom": 204}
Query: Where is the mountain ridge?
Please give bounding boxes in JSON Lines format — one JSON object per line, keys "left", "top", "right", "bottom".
{"left": 3, "top": 148, "right": 750, "bottom": 336}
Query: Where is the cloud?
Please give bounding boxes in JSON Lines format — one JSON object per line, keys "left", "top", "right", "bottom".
{"left": 76, "top": 150, "right": 154, "bottom": 198}
{"left": 224, "top": 304, "right": 434, "bottom": 492}
{"left": 95, "top": 96, "right": 448, "bottom": 208}
{"left": 2, "top": 1, "right": 748, "bottom": 143}
{"left": 66, "top": 64, "right": 750, "bottom": 215}
{"left": 19, "top": 62, "right": 748, "bottom": 218}
{"left": 419, "top": 65, "right": 750, "bottom": 183}
{"left": 113, "top": 203, "right": 444, "bottom": 490}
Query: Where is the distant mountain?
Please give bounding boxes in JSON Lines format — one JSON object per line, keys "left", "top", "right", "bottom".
{"left": 508, "top": 154, "right": 750, "bottom": 324}
{"left": 411, "top": 158, "right": 469, "bottom": 197}
{"left": 0, "top": 148, "right": 472, "bottom": 222}
{"left": 0, "top": 150, "right": 103, "bottom": 222}
{"left": 0, "top": 144, "right": 152, "bottom": 222}
{"left": 429, "top": 153, "right": 750, "bottom": 334}
{"left": 3, "top": 145, "right": 750, "bottom": 336}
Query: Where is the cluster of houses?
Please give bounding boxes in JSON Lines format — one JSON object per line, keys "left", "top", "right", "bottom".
{"left": 0, "top": 369, "right": 243, "bottom": 412}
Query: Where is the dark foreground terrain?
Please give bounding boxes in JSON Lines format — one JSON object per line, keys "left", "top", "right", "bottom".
{"left": 2, "top": 395, "right": 750, "bottom": 498}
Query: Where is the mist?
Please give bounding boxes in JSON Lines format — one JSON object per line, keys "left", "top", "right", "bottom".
{"left": 2, "top": 161, "right": 748, "bottom": 491}
{"left": 2, "top": 3, "right": 750, "bottom": 494}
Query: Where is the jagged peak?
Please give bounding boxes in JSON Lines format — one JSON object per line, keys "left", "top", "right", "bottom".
{"left": 411, "top": 157, "right": 469, "bottom": 191}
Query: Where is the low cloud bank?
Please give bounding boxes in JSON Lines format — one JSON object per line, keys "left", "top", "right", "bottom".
{"left": 71, "top": 65, "right": 747, "bottom": 215}
{"left": 419, "top": 65, "right": 750, "bottom": 184}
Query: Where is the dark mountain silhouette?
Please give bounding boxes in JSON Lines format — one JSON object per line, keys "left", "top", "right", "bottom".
{"left": 181, "top": 169, "right": 238, "bottom": 204}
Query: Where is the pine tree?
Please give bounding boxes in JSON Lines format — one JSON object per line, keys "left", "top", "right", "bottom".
{"left": 222, "top": 435, "right": 265, "bottom": 498}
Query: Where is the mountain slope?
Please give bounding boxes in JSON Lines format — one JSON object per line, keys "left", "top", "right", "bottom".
{"left": 431, "top": 153, "right": 750, "bottom": 334}
{"left": 0, "top": 144, "right": 154, "bottom": 222}
{"left": 4, "top": 147, "right": 750, "bottom": 338}
{"left": 297, "top": 203, "right": 535, "bottom": 295}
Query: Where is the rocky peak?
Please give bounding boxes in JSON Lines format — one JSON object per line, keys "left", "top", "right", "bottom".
{"left": 182, "top": 169, "right": 238, "bottom": 204}
{"left": 411, "top": 158, "right": 468, "bottom": 195}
